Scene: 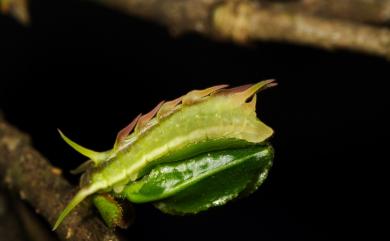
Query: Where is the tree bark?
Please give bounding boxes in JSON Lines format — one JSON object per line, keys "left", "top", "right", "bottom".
{"left": 296, "top": 0, "right": 390, "bottom": 24}
{"left": 214, "top": 1, "right": 390, "bottom": 58}
{"left": 95, "top": 0, "right": 390, "bottom": 59}
{"left": 3, "top": 0, "right": 390, "bottom": 59}
{"left": 0, "top": 117, "right": 121, "bottom": 241}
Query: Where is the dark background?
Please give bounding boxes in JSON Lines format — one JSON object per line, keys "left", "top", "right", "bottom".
{"left": 1, "top": 0, "right": 388, "bottom": 240}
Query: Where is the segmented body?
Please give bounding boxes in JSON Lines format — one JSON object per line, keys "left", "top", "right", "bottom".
{"left": 53, "top": 80, "right": 275, "bottom": 230}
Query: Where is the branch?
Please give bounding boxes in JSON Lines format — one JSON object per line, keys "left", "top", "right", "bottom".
{"left": 0, "top": 0, "right": 30, "bottom": 25}
{"left": 0, "top": 117, "right": 120, "bottom": 241}
{"left": 295, "top": 0, "right": 390, "bottom": 25}
{"left": 3, "top": 0, "right": 390, "bottom": 58}
{"left": 94, "top": 0, "right": 390, "bottom": 59}
{"left": 213, "top": 1, "right": 390, "bottom": 58}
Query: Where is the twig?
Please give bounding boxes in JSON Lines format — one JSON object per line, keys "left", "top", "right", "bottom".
{"left": 214, "top": 1, "right": 390, "bottom": 58}
{"left": 93, "top": 0, "right": 390, "bottom": 59}
{"left": 0, "top": 117, "right": 120, "bottom": 241}
{"left": 297, "top": 0, "right": 390, "bottom": 24}
{"left": 2, "top": 0, "right": 390, "bottom": 58}
{"left": 95, "top": 0, "right": 226, "bottom": 35}
{"left": 0, "top": 0, "right": 30, "bottom": 25}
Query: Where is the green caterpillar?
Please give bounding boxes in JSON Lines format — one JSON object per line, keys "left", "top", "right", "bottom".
{"left": 53, "top": 80, "right": 276, "bottom": 230}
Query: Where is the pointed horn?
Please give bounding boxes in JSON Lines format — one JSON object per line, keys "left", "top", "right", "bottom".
{"left": 52, "top": 183, "right": 101, "bottom": 230}
{"left": 182, "top": 84, "right": 228, "bottom": 105}
{"left": 58, "top": 129, "right": 107, "bottom": 165}
{"left": 135, "top": 101, "right": 165, "bottom": 133}
{"left": 157, "top": 96, "right": 182, "bottom": 119}
{"left": 217, "top": 84, "right": 252, "bottom": 95}
{"left": 113, "top": 113, "right": 142, "bottom": 151}
{"left": 234, "top": 79, "right": 276, "bottom": 102}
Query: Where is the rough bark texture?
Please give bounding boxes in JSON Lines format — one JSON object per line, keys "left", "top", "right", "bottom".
{"left": 96, "top": 0, "right": 390, "bottom": 59}
{"left": 0, "top": 0, "right": 30, "bottom": 24}
{"left": 3, "top": 0, "right": 390, "bottom": 59}
{"left": 213, "top": 1, "right": 390, "bottom": 57}
{"left": 0, "top": 117, "right": 120, "bottom": 241}
{"left": 297, "top": 0, "right": 390, "bottom": 24}
{"left": 101, "top": 0, "right": 225, "bottom": 35}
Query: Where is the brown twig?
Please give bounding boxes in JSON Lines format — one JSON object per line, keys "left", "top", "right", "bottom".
{"left": 0, "top": 0, "right": 30, "bottom": 25}
{"left": 94, "top": 0, "right": 390, "bottom": 59}
{"left": 214, "top": 1, "right": 390, "bottom": 58}
{"left": 2, "top": 0, "right": 390, "bottom": 58}
{"left": 297, "top": 0, "right": 390, "bottom": 25}
{"left": 0, "top": 117, "right": 120, "bottom": 241}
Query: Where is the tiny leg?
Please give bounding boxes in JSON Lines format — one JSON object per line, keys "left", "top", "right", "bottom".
{"left": 92, "top": 194, "right": 134, "bottom": 229}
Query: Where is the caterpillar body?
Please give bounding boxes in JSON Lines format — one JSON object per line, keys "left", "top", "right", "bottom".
{"left": 53, "top": 80, "right": 276, "bottom": 230}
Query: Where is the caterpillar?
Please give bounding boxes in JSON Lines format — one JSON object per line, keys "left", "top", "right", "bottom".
{"left": 53, "top": 80, "right": 276, "bottom": 230}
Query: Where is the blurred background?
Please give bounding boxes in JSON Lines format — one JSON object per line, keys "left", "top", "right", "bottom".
{"left": 1, "top": 0, "right": 389, "bottom": 240}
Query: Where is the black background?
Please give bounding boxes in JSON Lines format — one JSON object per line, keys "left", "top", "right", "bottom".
{"left": 1, "top": 1, "right": 388, "bottom": 240}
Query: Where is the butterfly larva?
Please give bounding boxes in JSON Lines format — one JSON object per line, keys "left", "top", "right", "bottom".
{"left": 53, "top": 80, "right": 276, "bottom": 230}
